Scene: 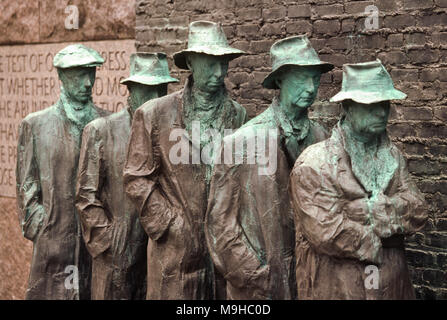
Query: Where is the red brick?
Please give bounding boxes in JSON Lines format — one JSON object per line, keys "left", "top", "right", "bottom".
{"left": 405, "top": 33, "right": 427, "bottom": 46}
{"left": 285, "top": 20, "right": 312, "bottom": 35}
{"left": 387, "top": 33, "right": 404, "bottom": 47}
{"left": 391, "top": 68, "right": 419, "bottom": 82}
{"left": 357, "top": 34, "right": 387, "bottom": 49}
{"left": 344, "top": 1, "right": 375, "bottom": 15}
{"left": 378, "top": 51, "right": 408, "bottom": 65}
{"left": 314, "top": 4, "right": 344, "bottom": 17}
{"left": 418, "top": 13, "right": 447, "bottom": 27}
{"left": 434, "top": 106, "right": 447, "bottom": 121}
{"left": 435, "top": 0, "right": 447, "bottom": 7}
{"left": 249, "top": 39, "right": 275, "bottom": 53}
{"left": 403, "top": 0, "right": 434, "bottom": 10}
{"left": 236, "top": 24, "right": 260, "bottom": 39}
{"left": 314, "top": 20, "right": 341, "bottom": 36}
{"left": 431, "top": 32, "right": 447, "bottom": 45}
{"left": 319, "top": 53, "right": 347, "bottom": 67}
{"left": 384, "top": 15, "right": 415, "bottom": 29}
{"left": 262, "top": 7, "right": 287, "bottom": 21}
{"left": 260, "top": 22, "right": 284, "bottom": 36}
{"left": 388, "top": 122, "right": 417, "bottom": 137}
{"left": 408, "top": 49, "right": 440, "bottom": 64}
{"left": 401, "top": 107, "right": 433, "bottom": 120}
{"left": 341, "top": 19, "right": 356, "bottom": 33}
{"left": 288, "top": 4, "right": 311, "bottom": 18}
{"left": 421, "top": 69, "right": 447, "bottom": 82}
{"left": 409, "top": 159, "right": 442, "bottom": 175}
{"left": 376, "top": 0, "right": 401, "bottom": 11}
{"left": 237, "top": 8, "right": 262, "bottom": 20}
{"left": 326, "top": 37, "right": 349, "bottom": 50}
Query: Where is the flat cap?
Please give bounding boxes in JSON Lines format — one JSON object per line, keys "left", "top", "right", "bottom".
{"left": 53, "top": 44, "right": 104, "bottom": 69}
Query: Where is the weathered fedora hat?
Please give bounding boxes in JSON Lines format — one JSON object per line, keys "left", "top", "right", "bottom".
{"left": 53, "top": 44, "right": 104, "bottom": 69}
{"left": 262, "top": 35, "right": 334, "bottom": 89}
{"left": 173, "top": 21, "right": 245, "bottom": 70}
{"left": 330, "top": 59, "right": 407, "bottom": 104}
{"left": 121, "top": 52, "right": 179, "bottom": 86}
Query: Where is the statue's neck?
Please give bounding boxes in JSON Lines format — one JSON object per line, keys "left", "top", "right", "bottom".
{"left": 127, "top": 95, "right": 139, "bottom": 116}
{"left": 191, "top": 84, "right": 224, "bottom": 112}
{"left": 60, "top": 87, "right": 93, "bottom": 127}
{"left": 278, "top": 97, "right": 308, "bottom": 126}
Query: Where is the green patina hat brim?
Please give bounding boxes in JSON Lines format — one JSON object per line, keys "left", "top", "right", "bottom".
{"left": 120, "top": 74, "right": 179, "bottom": 86}
{"left": 173, "top": 46, "right": 245, "bottom": 70}
{"left": 56, "top": 62, "right": 103, "bottom": 69}
{"left": 262, "top": 63, "right": 334, "bottom": 89}
{"left": 330, "top": 89, "right": 407, "bottom": 104}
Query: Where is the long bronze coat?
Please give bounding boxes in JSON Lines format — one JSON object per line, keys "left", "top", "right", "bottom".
{"left": 289, "top": 123, "right": 427, "bottom": 299}
{"left": 16, "top": 99, "right": 110, "bottom": 300}
{"left": 205, "top": 101, "right": 329, "bottom": 300}
{"left": 76, "top": 107, "right": 147, "bottom": 300}
{"left": 123, "top": 79, "right": 246, "bottom": 299}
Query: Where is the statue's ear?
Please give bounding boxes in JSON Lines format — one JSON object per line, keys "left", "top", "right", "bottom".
{"left": 185, "top": 54, "right": 193, "bottom": 71}
{"left": 274, "top": 77, "right": 282, "bottom": 89}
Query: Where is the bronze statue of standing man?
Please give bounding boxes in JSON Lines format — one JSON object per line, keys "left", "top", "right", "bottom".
{"left": 205, "top": 36, "right": 333, "bottom": 299}
{"left": 16, "top": 44, "right": 110, "bottom": 299}
{"left": 76, "top": 53, "right": 178, "bottom": 299}
{"left": 289, "top": 60, "right": 428, "bottom": 299}
{"left": 123, "top": 21, "right": 247, "bottom": 299}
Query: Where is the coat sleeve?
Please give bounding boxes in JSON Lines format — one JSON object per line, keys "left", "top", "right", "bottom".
{"left": 370, "top": 152, "right": 427, "bottom": 238}
{"left": 123, "top": 107, "right": 175, "bottom": 241}
{"left": 16, "top": 120, "right": 46, "bottom": 242}
{"left": 75, "top": 122, "right": 112, "bottom": 258}
{"left": 290, "top": 156, "right": 383, "bottom": 265}
{"left": 205, "top": 143, "right": 270, "bottom": 299}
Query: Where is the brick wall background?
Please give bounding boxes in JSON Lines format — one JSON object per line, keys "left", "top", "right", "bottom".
{"left": 135, "top": 0, "right": 447, "bottom": 299}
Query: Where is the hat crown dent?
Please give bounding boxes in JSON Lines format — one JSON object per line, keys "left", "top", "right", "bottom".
{"left": 187, "top": 21, "right": 229, "bottom": 48}
{"left": 270, "top": 36, "right": 322, "bottom": 70}
{"left": 121, "top": 52, "right": 178, "bottom": 86}
{"left": 173, "top": 20, "right": 245, "bottom": 70}
{"left": 130, "top": 53, "right": 165, "bottom": 76}
{"left": 262, "top": 35, "right": 334, "bottom": 89}
{"left": 342, "top": 60, "right": 395, "bottom": 92}
{"left": 330, "top": 59, "right": 407, "bottom": 103}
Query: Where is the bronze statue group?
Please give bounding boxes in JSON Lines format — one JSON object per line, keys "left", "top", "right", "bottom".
{"left": 16, "top": 21, "right": 427, "bottom": 300}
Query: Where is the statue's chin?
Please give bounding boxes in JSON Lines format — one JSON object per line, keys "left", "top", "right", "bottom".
{"left": 72, "top": 104, "right": 86, "bottom": 111}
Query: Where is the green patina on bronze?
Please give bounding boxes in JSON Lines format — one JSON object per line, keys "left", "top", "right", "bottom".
{"left": 122, "top": 52, "right": 178, "bottom": 114}
{"left": 123, "top": 21, "right": 246, "bottom": 300}
{"left": 176, "top": 21, "right": 247, "bottom": 185}
{"left": 205, "top": 35, "right": 333, "bottom": 300}
{"left": 288, "top": 59, "right": 427, "bottom": 300}
{"left": 121, "top": 52, "right": 178, "bottom": 114}
{"left": 331, "top": 60, "right": 408, "bottom": 231}
{"left": 75, "top": 52, "right": 178, "bottom": 300}
{"left": 16, "top": 44, "right": 109, "bottom": 300}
